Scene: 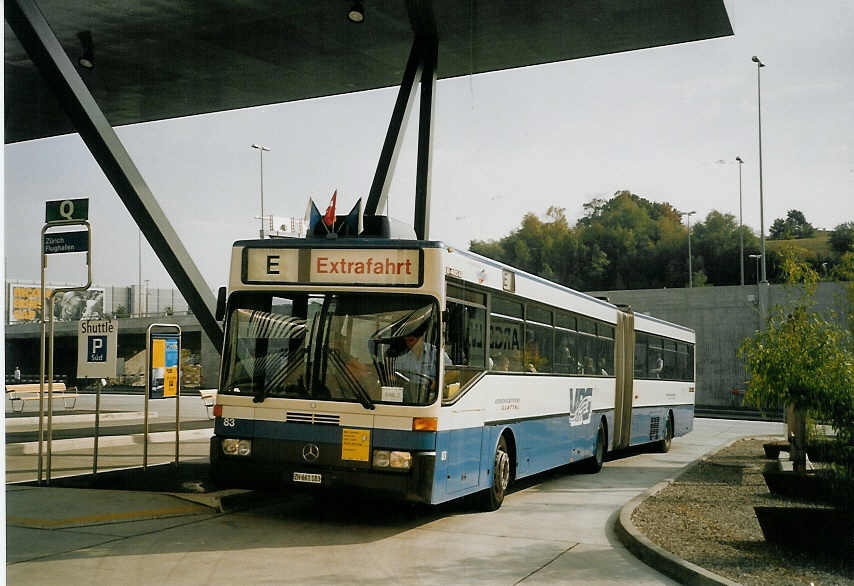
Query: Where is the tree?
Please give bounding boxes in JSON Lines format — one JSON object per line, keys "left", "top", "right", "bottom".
{"left": 829, "top": 222, "right": 854, "bottom": 254}
{"left": 739, "top": 248, "right": 854, "bottom": 473}
{"left": 691, "top": 210, "right": 760, "bottom": 286}
{"left": 769, "top": 209, "right": 815, "bottom": 240}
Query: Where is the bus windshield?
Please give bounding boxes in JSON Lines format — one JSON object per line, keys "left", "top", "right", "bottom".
{"left": 221, "top": 292, "right": 442, "bottom": 407}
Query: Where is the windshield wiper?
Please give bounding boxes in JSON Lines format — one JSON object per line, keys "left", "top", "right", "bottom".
{"left": 328, "top": 350, "right": 375, "bottom": 410}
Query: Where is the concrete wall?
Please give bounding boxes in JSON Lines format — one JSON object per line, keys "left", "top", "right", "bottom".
{"left": 588, "top": 282, "right": 851, "bottom": 406}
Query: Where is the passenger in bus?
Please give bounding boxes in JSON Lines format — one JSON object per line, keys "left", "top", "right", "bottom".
{"left": 583, "top": 357, "right": 595, "bottom": 375}
{"left": 650, "top": 353, "right": 664, "bottom": 378}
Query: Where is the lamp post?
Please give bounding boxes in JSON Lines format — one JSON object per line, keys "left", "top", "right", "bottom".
{"left": 749, "top": 254, "right": 762, "bottom": 286}
{"left": 251, "top": 144, "right": 270, "bottom": 239}
{"left": 736, "top": 156, "right": 745, "bottom": 285}
{"left": 751, "top": 56, "right": 768, "bottom": 283}
{"left": 681, "top": 211, "right": 697, "bottom": 288}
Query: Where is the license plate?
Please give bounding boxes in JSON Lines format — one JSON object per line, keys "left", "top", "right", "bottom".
{"left": 293, "top": 472, "right": 322, "bottom": 484}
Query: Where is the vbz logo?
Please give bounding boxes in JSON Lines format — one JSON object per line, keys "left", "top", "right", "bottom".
{"left": 88, "top": 336, "right": 107, "bottom": 362}
{"left": 569, "top": 387, "right": 593, "bottom": 427}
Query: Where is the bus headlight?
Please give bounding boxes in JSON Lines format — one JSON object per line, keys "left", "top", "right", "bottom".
{"left": 222, "top": 438, "right": 251, "bottom": 456}
{"left": 389, "top": 451, "right": 412, "bottom": 469}
{"left": 373, "top": 450, "right": 390, "bottom": 468}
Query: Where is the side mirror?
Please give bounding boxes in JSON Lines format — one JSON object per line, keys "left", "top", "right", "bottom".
{"left": 215, "top": 286, "right": 227, "bottom": 321}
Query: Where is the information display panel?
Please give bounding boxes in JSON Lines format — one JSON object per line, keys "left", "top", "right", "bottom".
{"left": 149, "top": 333, "right": 180, "bottom": 399}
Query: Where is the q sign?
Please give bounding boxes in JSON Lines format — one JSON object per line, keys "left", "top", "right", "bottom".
{"left": 45, "top": 198, "right": 89, "bottom": 223}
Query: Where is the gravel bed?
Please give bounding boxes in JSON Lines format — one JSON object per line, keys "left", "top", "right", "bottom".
{"left": 632, "top": 438, "right": 853, "bottom": 585}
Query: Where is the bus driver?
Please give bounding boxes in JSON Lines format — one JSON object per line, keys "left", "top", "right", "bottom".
{"left": 393, "top": 322, "right": 452, "bottom": 401}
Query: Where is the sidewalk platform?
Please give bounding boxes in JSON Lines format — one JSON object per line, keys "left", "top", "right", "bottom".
{"left": 7, "top": 462, "right": 260, "bottom": 531}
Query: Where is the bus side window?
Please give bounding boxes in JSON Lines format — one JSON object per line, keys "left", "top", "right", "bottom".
{"left": 443, "top": 301, "right": 486, "bottom": 401}
{"left": 489, "top": 317, "right": 524, "bottom": 372}
{"left": 445, "top": 302, "right": 485, "bottom": 368}
{"left": 634, "top": 333, "right": 648, "bottom": 378}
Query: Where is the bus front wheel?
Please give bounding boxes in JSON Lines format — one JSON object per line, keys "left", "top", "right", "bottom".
{"left": 480, "top": 435, "right": 511, "bottom": 511}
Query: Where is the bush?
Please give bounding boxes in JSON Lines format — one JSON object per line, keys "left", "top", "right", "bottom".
{"left": 740, "top": 248, "right": 854, "bottom": 470}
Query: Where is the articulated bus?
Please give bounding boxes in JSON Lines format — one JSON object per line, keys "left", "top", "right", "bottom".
{"left": 210, "top": 237, "right": 695, "bottom": 510}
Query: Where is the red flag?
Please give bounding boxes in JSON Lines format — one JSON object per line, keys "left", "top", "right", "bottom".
{"left": 323, "top": 190, "right": 337, "bottom": 227}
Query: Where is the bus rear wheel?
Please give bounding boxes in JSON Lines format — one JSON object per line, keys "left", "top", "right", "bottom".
{"left": 480, "top": 435, "right": 511, "bottom": 511}
{"left": 583, "top": 423, "right": 606, "bottom": 473}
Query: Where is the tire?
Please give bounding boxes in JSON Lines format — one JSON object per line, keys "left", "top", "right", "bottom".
{"left": 657, "top": 415, "right": 673, "bottom": 453}
{"left": 480, "top": 435, "right": 511, "bottom": 511}
{"left": 584, "top": 423, "right": 606, "bottom": 473}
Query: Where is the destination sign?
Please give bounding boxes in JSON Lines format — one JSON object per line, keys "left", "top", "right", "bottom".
{"left": 309, "top": 249, "right": 419, "bottom": 285}
{"left": 44, "top": 231, "right": 89, "bottom": 254}
{"left": 243, "top": 248, "right": 420, "bottom": 286}
{"left": 45, "top": 198, "right": 89, "bottom": 222}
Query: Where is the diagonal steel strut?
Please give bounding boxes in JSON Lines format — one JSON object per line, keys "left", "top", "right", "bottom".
{"left": 6, "top": 0, "right": 223, "bottom": 352}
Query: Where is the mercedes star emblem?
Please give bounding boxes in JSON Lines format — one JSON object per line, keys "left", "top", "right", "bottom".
{"left": 302, "top": 443, "right": 320, "bottom": 462}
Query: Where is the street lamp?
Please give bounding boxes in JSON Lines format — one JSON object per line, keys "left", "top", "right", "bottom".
{"left": 251, "top": 144, "right": 270, "bottom": 239}
{"left": 681, "top": 211, "right": 697, "bottom": 288}
{"left": 748, "top": 254, "right": 762, "bottom": 286}
{"left": 751, "top": 56, "right": 768, "bottom": 283}
{"left": 736, "top": 156, "right": 745, "bottom": 285}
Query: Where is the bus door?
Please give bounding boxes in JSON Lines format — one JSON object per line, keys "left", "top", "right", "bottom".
{"left": 612, "top": 310, "right": 635, "bottom": 449}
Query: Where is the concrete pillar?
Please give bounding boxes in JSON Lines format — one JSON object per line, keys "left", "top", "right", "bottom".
{"left": 758, "top": 282, "right": 770, "bottom": 331}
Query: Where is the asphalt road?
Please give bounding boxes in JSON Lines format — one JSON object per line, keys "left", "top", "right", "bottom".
{"left": 6, "top": 418, "right": 784, "bottom": 585}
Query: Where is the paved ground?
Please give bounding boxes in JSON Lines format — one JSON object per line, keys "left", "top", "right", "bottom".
{"left": 5, "top": 418, "right": 784, "bottom": 585}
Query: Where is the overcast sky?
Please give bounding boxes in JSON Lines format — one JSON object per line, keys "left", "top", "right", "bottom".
{"left": 4, "top": 0, "right": 853, "bottom": 293}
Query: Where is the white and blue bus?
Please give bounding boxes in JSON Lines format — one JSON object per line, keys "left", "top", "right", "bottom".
{"left": 210, "top": 237, "right": 695, "bottom": 510}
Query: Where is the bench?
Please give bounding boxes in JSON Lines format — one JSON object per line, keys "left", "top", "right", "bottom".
{"left": 199, "top": 388, "right": 217, "bottom": 419}
{"left": 6, "top": 383, "right": 79, "bottom": 412}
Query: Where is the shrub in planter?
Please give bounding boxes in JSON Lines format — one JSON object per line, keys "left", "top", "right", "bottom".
{"left": 740, "top": 249, "right": 854, "bottom": 475}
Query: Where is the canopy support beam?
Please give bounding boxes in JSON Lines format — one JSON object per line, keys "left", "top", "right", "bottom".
{"left": 5, "top": 0, "right": 223, "bottom": 352}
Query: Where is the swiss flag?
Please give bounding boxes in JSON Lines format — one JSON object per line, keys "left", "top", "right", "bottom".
{"left": 323, "top": 190, "right": 337, "bottom": 227}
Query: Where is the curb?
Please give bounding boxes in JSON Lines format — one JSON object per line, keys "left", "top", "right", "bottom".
{"left": 6, "top": 427, "right": 214, "bottom": 455}
{"left": 613, "top": 435, "right": 769, "bottom": 586}
{"left": 5, "top": 411, "right": 152, "bottom": 430}
{"left": 615, "top": 481, "right": 741, "bottom": 586}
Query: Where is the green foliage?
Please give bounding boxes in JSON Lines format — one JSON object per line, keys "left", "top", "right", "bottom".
{"left": 691, "top": 210, "right": 760, "bottom": 285}
{"left": 829, "top": 222, "right": 854, "bottom": 254}
{"left": 739, "top": 249, "right": 854, "bottom": 444}
{"left": 769, "top": 209, "right": 816, "bottom": 240}
{"left": 113, "top": 305, "right": 129, "bottom": 318}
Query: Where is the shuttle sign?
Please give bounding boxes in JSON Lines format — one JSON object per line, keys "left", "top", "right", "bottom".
{"left": 77, "top": 319, "right": 118, "bottom": 378}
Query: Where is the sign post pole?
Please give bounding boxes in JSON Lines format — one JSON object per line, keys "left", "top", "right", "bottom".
{"left": 78, "top": 320, "right": 117, "bottom": 474}
{"left": 43, "top": 222, "right": 92, "bottom": 484}
{"left": 144, "top": 324, "right": 181, "bottom": 469}
{"left": 39, "top": 197, "right": 91, "bottom": 485}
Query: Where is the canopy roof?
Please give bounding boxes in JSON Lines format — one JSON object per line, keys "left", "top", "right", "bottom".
{"left": 4, "top": 0, "right": 732, "bottom": 143}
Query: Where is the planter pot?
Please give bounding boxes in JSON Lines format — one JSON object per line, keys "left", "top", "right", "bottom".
{"left": 807, "top": 440, "right": 854, "bottom": 466}
{"left": 761, "top": 463, "right": 837, "bottom": 503}
{"left": 755, "top": 506, "right": 853, "bottom": 556}
{"left": 763, "top": 441, "right": 789, "bottom": 459}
